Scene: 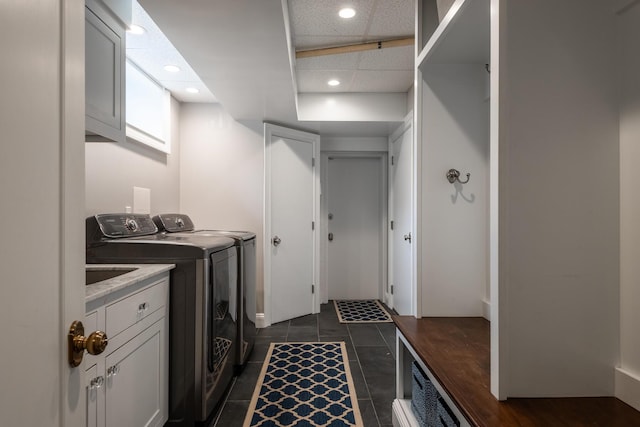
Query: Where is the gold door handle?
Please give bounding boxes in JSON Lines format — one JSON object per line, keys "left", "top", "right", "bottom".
{"left": 68, "top": 320, "right": 108, "bottom": 367}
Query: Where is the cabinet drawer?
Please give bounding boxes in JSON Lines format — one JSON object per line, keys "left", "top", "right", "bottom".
{"left": 85, "top": 310, "right": 99, "bottom": 332}
{"left": 106, "top": 279, "right": 167, "bottom": 338}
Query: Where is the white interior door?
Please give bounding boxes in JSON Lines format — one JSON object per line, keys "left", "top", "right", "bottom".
{"left": 0, "top": 1, "right": 85, "bottom": 426}
{"left": 265, "top": 124, "right": 320, "bottom": 324}
{"left": 327, "top": 156, "right": 384, "bottom": 300}
{"left": 391, "top": 121, "right": 414, "bottom": 315}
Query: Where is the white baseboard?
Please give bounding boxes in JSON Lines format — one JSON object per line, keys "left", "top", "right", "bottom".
{"left": 255, "top": 312, "right": 268, "bottom": 329}
{"left": 391, "top": 399, "right": 416, "bottom": 427}
{"left": 385, "top": 292, "right": 393, "bottom": 310}
{"left": 616, "top": 367, "right": 640, "bottom": 411}
{"left": 482, "top": 299, "right": 491, "bottom": 321}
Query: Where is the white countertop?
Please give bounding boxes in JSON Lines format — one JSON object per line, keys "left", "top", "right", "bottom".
{"left": 85, "top": 264, "right": 175, "bottom": 303}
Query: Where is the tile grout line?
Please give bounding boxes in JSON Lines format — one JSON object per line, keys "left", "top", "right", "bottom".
{"left": 346, "top": 321, "right": 384, "bottom": 427}
{"left": 211, "top": 376, "right": 237, "bottom": 427}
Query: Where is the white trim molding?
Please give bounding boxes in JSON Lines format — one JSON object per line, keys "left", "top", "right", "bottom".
{"left": 482, "top": 299, "right": 491, "bottom": 321}
{"left": 255, "top": 313, "right": 268, "bottom": 329}
{"left": 616, "top": 367, "right": 640, "bottom": 412}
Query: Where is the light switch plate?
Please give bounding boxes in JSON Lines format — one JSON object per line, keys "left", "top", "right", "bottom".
{"left": 133, "top": 186, "right": 151, "bottom": 214}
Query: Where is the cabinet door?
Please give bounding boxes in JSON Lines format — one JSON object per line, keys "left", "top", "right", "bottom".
{"left": 85, "top": 6, "right": 124, "bottom": 142}
{"left": 85, "top": 364, "right": 103, "bottom": 427}
{"left": 105, "top": 319, "right": 167, "bottom": 427}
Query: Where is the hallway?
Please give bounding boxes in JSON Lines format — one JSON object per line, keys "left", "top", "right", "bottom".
{"left": 214, "top": 302, "right": 397, "bottom": 426}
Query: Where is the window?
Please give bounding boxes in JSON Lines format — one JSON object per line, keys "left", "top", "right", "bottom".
{"left": 125, "top": 59, "right": 171, "bottom": 153}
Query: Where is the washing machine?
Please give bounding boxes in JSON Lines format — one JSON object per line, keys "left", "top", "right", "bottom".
{"left": 86, "top": 213, "right": 237, "bottom": 426}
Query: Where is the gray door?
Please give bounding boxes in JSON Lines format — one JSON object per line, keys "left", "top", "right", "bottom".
{"left": 327, "top": 156, "right": 384, "bottom": 300}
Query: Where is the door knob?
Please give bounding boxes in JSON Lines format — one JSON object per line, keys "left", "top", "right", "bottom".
{"left": 328, "top": 232, "right": 334, "bottom": 241}
{"left": 404, "top": 233, "right": 412, "bottom": 243}
{"left": 68, "top": 320, "right": 108, "bottom": 367}
{"left": 272, "top": 235, "right": 281, "bottom": 247}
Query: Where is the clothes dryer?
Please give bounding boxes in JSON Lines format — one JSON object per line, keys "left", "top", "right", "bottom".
{"left": 153, "top": 214, "right": 256, "bottom": 372}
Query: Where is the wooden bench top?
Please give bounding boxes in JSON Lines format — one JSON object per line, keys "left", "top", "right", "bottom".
{"left": 393, "top": 315, "right": 640, "bottom": 426}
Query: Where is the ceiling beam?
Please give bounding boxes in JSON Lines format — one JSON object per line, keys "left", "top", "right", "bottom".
{"left": 295, "top": 37, "right": 414, "bottom": 59}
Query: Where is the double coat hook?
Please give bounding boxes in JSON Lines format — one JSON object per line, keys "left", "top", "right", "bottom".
{"left": 446, "top": 169, "right": 470, "bottom": 184}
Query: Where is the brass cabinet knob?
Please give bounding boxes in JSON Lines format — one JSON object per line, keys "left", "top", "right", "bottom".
{"left": 68, "top": 320, "right": 109, "bottom": 367}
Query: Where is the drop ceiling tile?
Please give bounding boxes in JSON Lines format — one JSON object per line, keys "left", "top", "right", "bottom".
{"left": 289, "top": 0, "right": 415, "bottom": 97}
{"left": 288, "top": 0, "right": 375, "bottom": 37}
{"left": 162, "top": 81, "right": 215, "bottom": 103}
{"left": 357, "top": 45, "right": 414, "bottom": 70}
{"left": 126, "top": 1, "right": 217, "bottom": 103}
{"left": 126, "top": 31, "right": 168, "bottom": 51}
{"left": 127, "top": 1, "right": 169, "bottom": 50}
{"left": 127, "top": 49, "right": 202, "bottom": 82}
{"left": 367, "top": 0, "right": 415, "bottom": 38}
{"left": 296, "top": 69, "right": 356, "bottom": 92}
{"left": 350, "top": 70, "right": 414, "bottom": 92}
{"left": 296, "top": 52, "right": 360, "bottom": 71}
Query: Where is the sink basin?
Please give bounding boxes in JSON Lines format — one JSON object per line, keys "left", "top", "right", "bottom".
{"left": 86, "top": 267, "right": 137, "bottom": 285}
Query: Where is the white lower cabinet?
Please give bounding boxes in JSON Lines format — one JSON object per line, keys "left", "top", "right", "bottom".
{"left": 85, "top": 274, "right": 169, "bottom": 427}
{"left": 105, "top": 320, "right": 166, "bottom": 427}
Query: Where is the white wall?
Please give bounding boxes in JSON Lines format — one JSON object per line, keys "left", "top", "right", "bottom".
{"left": 501, "top": 0, "right": 619, "bottom": 397}
{"left": 85, "top": 97, "right": 181, "bottom": 216}
{"left": 321, "top": 136, "right": 389, "bottom": 152}
{"left": 178, "top": 103, "right": 265, "bottom": 310}
{"left": 420, "top": 64, "right": 489, "bottom": 317}
{"left": 617, "top": 1, "right": 640, "bottom": 411}
{"left": 297, "top": 93, "right": 407, "bottom": 122}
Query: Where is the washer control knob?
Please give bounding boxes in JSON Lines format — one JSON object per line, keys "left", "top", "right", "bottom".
{"left": 124, "top": 218, "right": 138, "bottom": 231}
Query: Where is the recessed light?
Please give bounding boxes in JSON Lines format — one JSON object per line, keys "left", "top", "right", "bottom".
{"left": 127, "top": 24, "right": 146, "bottom": 35}
{"left": 185, "top": 87, "right": 200, "bottom": 94}
{"left": 328, "top": 79, "right": 341, "bottom": 87}
{"left": 163, "top": 65, "right": 181, "bottom": 73}
{"left": 338, "top": 8, "right": 356, "bottom": 19}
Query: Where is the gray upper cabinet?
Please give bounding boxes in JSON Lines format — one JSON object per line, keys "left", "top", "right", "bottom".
{"left": 85, "top": 0, "right": 127, "bottom": 143}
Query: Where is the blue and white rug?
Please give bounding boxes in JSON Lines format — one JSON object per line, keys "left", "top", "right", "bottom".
{"left": 244, "top": 342, "right": 363, "bottom": 427}
{"left": 334, "top": 300, "right": 393, "bottom": 323}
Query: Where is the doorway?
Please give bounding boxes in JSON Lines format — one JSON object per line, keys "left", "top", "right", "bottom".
{"left": 321, "top": 153, "right": 388, "bottom": 302}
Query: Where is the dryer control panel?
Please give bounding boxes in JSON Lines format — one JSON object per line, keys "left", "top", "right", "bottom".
{"left": 153, "top": 213, "right": 195, "bottom": 233}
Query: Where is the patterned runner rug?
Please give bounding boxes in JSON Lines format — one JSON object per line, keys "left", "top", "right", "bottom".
{"left": 244, "top": 342, "right": 363, "bottom": 427}
{"left": 334, "top": 300, "right": 393, "bottom": 323}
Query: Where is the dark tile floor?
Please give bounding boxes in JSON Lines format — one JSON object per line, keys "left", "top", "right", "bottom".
{"left": 212, "top": 302, "right": 396, "bottom": 427}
